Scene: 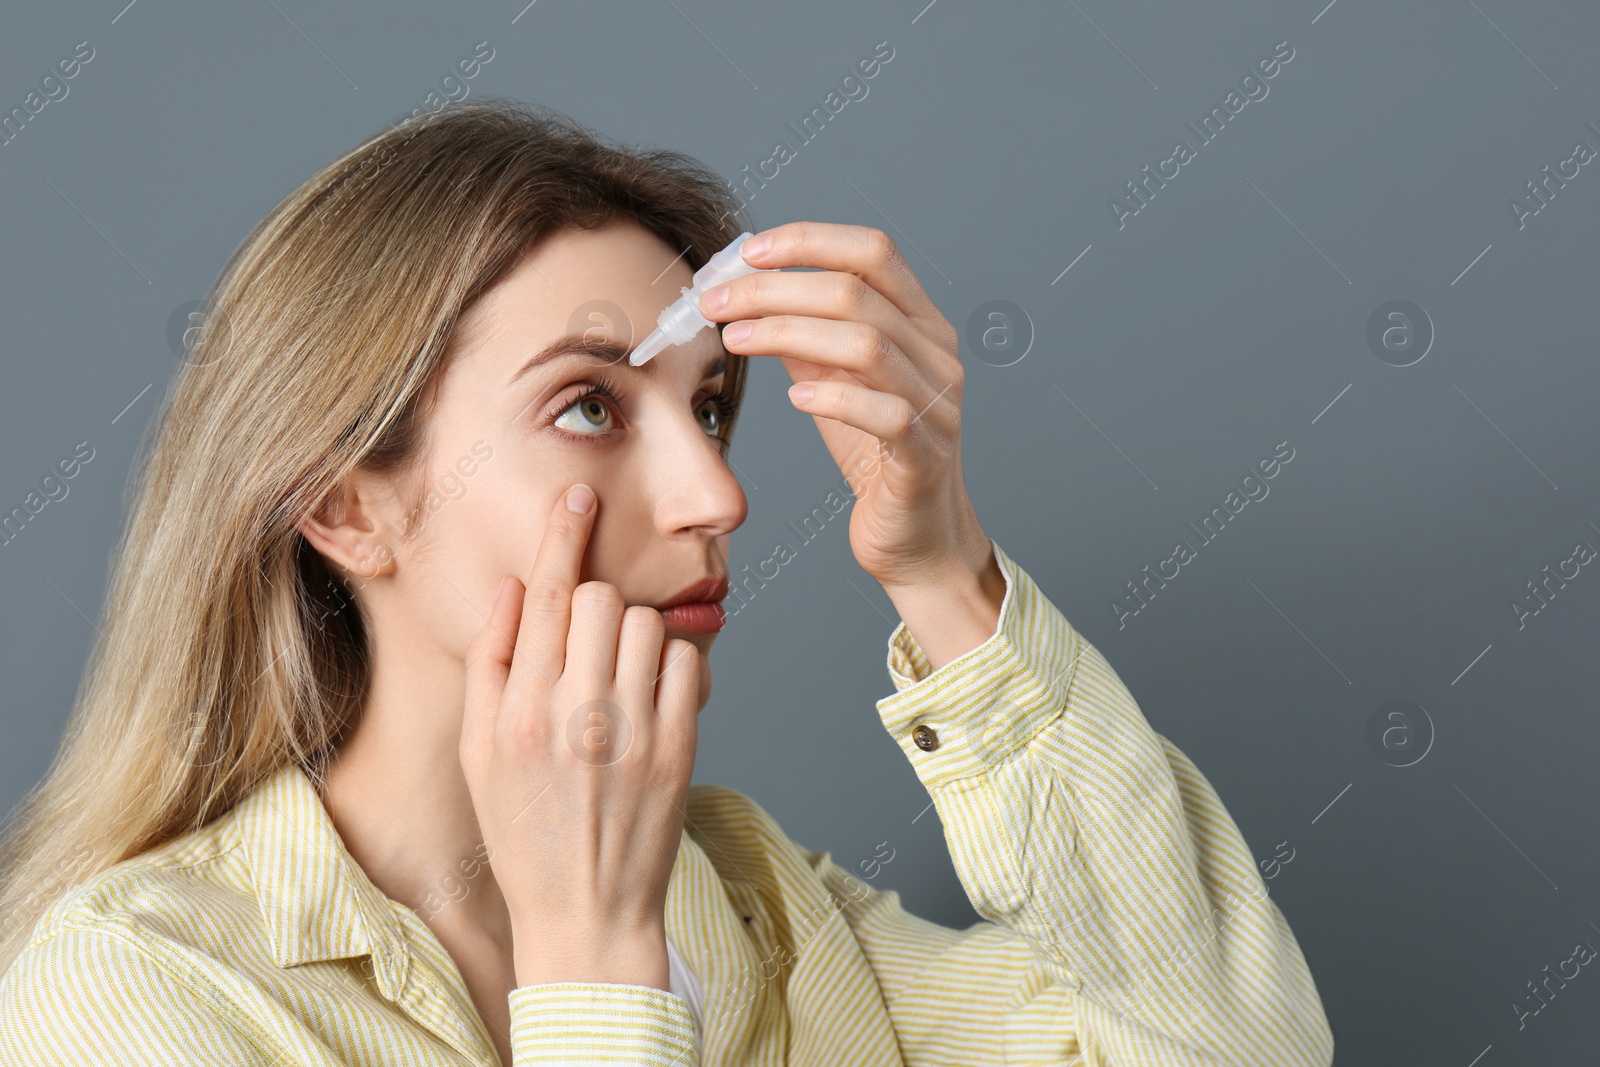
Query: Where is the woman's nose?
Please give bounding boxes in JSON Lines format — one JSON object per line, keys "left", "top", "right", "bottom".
{"left": 651, "top": 417, "right": 747, "bottom": 538}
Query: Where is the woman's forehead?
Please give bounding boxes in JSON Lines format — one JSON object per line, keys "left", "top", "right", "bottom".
{"left": 457, "top": 220, "right": 695, "bottom": 359}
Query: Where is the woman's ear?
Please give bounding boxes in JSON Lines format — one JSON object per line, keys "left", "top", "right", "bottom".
{"left": 297, "top": 475, "right": 399, "bottom": 585}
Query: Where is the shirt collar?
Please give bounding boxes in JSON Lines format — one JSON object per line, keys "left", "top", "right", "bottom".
{"left": 229, "top": 762, "right": 411, "bottom": 998}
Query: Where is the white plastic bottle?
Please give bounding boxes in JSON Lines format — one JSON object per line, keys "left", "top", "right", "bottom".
{"left": 628, "top": 231, "right": 777, "bottom": 366}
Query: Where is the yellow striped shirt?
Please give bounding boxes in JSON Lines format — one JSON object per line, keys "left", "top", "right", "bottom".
{"left": 0, "top": 539, "right": 1334, "bottom": 1066}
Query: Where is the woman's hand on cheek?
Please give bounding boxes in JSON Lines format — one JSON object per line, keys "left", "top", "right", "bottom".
{"left": 707, "top": 221, "right": 993, "bottom": 595}
{"left": 458, "top": 482, "right": 702, "bottom": 989}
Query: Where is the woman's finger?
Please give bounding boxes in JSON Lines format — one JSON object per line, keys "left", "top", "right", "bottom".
{"left": 708, "top": 270, "right": 936, "bottom": 379}
{"left": 786, "top": 377, "right": 932, "bottom": 448}
{"left": 738, "top": 221, "right": 945, "bottom": 333}
{"left": 614, "top": 605, "right": 667, "bottom": 756}
{"left": 614, "top": 606, "right": 667, "bottom": 703}
{"left": 509, "top": 483, "right": 598, "bottom": 694}
{"left": 653, "top": 638, "right": 701, "bottom": 772}
{"left": 721, "top": 312, "right": 948, "bottom": 410}
{"left": 565, "top": 581, "right": 626, "bottom": 690}
{"left": 460, "top": 575, "right": 523, "bottom": 768}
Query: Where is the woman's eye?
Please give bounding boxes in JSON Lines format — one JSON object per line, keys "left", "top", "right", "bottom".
{"left": 553, "top": 394, "right": 614, "bottom": 436}
{"left": 695, "top": 398, "right": 723, "bottom": 436}
{"left": 548, "top": 387, "right": 730, "bottom": 445}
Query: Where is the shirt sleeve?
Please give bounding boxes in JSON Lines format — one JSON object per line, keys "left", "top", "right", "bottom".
{"left": 507, "top": 983, "right": 699, "bottom": 1066}
{"left": 838, "top": 537, "right": 1334, "bottom": 1067}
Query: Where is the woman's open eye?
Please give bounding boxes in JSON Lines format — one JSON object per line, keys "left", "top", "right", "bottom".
{"left": 546, "top": 376, "right": 624, "bottom": 440}
{"left": 543, "top": 374, "right": 738, "bottom": 448}
{"left": 552, "top": 391, "right": 615, "bottom": 436}
{"left": 695, "top": 396, "right": 723, "bottom": 437}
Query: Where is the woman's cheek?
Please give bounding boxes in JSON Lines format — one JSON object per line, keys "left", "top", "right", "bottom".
{"left": 457, "top": 469, "right": 546, "bottom": 570}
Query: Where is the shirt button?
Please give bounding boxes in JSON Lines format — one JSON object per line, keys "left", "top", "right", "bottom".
{"left": 912, "top": 723, "right": 940, "bottom": 751}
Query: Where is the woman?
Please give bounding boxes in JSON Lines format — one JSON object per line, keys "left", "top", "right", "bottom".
{"left": 0, "top": 99, "right": 1333, "bottom": 1066}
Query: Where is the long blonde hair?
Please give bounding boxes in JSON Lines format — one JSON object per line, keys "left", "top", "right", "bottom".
{"left": 0, "top": 98, "right": 750, "bottom": 973}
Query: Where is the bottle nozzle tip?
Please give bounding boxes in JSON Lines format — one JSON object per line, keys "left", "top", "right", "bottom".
{"left": 629, "top": 329, "right": 670, "bottom": 366}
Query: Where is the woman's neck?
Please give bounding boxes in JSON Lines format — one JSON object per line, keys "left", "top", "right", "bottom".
{"left": 318, "top": 633, "right": 513, "bottom": 946}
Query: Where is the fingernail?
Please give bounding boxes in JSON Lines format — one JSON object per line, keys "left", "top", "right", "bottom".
{"left": 789, "top": 383, "right": 814, "bottom": 404}
{"left": 742, "top": 232, "right": 772, "bottom": 259}
{"left": 701, "top": 284, "right": 729, "bottom": 314}
{"left": 722, "top": 320, "right": 751, "bottom": 345}
{"left": 566, "top": 483, "right": 595, "bottom": 513}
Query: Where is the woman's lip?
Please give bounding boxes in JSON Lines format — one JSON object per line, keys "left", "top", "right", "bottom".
{"left": 656, "top": 575, "right": 730, "bottom": 610}
{"left": 658, "top": 601, "right": 726, "bottom": 633}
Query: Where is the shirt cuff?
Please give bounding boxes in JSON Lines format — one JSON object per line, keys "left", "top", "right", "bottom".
{"left": 876, "top": 539, "right": 1084, "bottom": 788}
{"left": 507, "top": 982, "right": 698, "bottom": 1066}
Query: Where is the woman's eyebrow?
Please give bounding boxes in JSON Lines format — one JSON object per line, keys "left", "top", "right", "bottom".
{"left": 508, "top": 334, "right": 725, "bottom": 385}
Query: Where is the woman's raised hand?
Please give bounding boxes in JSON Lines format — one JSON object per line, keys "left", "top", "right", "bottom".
{"left": 703, "top": 221, "right": 993, "bottom": 597}
{"left": 459, "top": 482, "right": 700, "bottom": 990}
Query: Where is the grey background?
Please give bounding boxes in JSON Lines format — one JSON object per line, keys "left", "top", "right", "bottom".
{"left": 3, "top": 0, "right": 1597, "bottom": 1062}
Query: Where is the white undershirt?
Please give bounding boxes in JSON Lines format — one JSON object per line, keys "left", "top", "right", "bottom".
{"left": 665, "top": 933, "right": 705, "bottom": 1056}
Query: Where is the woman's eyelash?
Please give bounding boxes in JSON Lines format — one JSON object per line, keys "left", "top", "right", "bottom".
{"left": 541, "top": 374, "right": 742, "bottom": 444}
{"left": 542, "top": 374, "right": 626, "bottom": 426}
{"left": 703, "top": 384, "right": 742, "bottom": 427}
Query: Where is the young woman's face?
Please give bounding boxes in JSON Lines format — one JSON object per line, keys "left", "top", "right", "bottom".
{"left": 371, "top": 218, "right": 749, "bottom": 708}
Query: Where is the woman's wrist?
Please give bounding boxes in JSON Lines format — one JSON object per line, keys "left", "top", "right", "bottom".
{"left": 511, "top": 924, "right": 671, "bottom": 991}
{"left": 880, "top": 544, "right": 1006, "bottom": 673}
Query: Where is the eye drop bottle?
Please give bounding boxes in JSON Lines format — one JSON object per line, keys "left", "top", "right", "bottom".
{"left": 628, "top": 231, "right": 777, "bottom": 367}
